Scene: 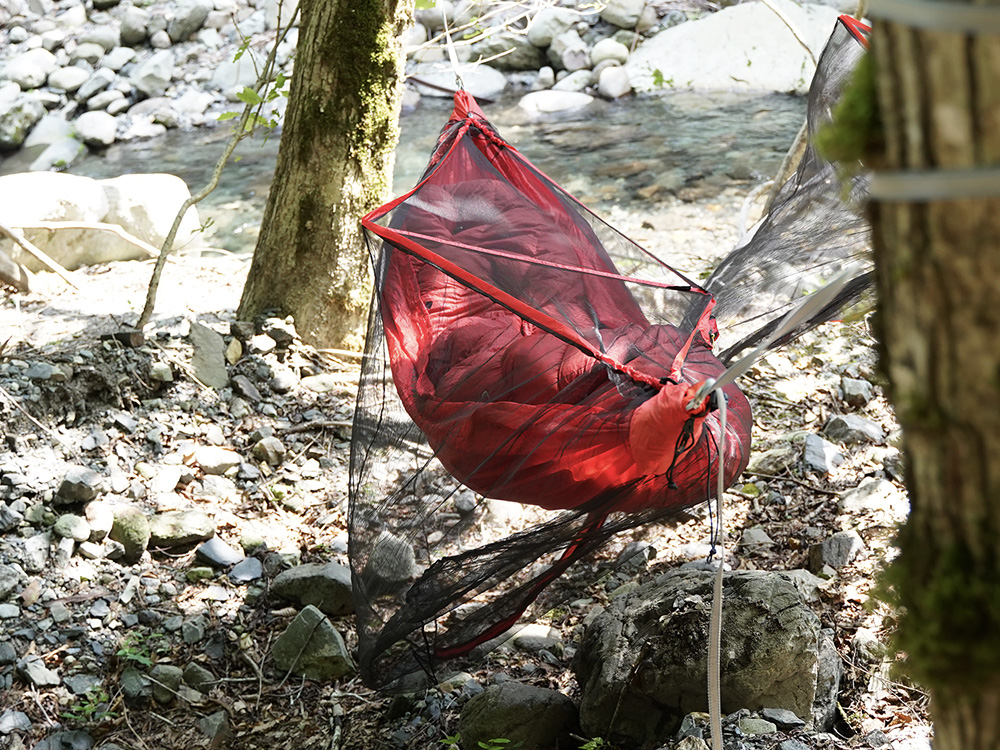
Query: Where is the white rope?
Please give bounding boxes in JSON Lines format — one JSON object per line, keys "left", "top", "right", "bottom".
{"left": 689, "top": 265, "right": 860, "bottom": 747}
{"left": 868, "top": 0, "right": 1000, "bottom": 33}
{"left": 442, "top": 17, "right": 465, "bottom": 91}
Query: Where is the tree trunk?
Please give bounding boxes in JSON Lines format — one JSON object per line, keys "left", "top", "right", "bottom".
{"left": 870, "top": 10, "right": 1000, "bottom": 749}
{"left": 238, "top": 0, "right": 412, "bottom": 350}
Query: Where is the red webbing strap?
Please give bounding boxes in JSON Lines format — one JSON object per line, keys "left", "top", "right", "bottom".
{"left": 838, "top": 15, "right": 871, "bottom": 47}
{"left": 364, "top": 217, "right": 664, "bottom": 389}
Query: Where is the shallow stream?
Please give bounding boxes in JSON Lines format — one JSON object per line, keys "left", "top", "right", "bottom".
{"left": 1, "top": 91, "right": 805, "bottom": 255}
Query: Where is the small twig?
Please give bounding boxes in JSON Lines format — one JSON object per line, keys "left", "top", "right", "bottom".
{"left": 743, "top": 469, "right": 840, "bottom": 496}
{"left": 279, "top": 419, "right": 353, "bottom": 436}
{"left": 0, "top": 222, "right": 78, "bottom": 288}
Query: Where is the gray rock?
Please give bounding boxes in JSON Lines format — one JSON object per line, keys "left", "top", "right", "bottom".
{"left": 109, "top": 505, "right": 150, "bottom": 563}
{"left": 598, "top": 65, "right": 631, "bottom": 99}
{"left": 0, "top": 709, "right": 32, "bottom": 733}
{"left": 56, "top": 466, "right": 104, "bottom": 504}
{"left": 459, "top": 682, "right": 577, "bottom": 750}
{"left": 195, "top": 536, "right": 244, "bottom": 567}
{"left": 511, "top": 623, "right": 563, "bottom": 655}
{"left": 30, "top": 730, "right": 93, "bottom": 750}
{"left": 548, "top": 30, "right": 591, "bottom": 71}
{"left": 365, "top": 530, "right": 417, "bottom": 584}
{"left": 802, "top": 434, "right": 845, "bottom": 474}
{"left": 149, "top": 29, "right": 172, "bottom": 49}
{"left": 76, "top": 67, "right": 116, "bottom": 101}
{"left": 841, "top": 376, "right": 874, "bottom": 407}
{"left": 149, "top": 361, "right": 173, "bottom": 382}
{"left": 813, "top": 628, "right": 842, "bottom": 729}
{"left": 739, "top": 717, "right": 777, "bottom": 735}
{"left": 471, "top": 31, "right": 544, "bottom": 71}
{"left": 0, "top": 563, "right": 23, "bottom": 599}
{"left": 272, "top": 561, "right": 354, "bottom": 616}
{"left": 527, "top": 7, "right": 577, "bottom": 47}
{"left": 54, "top": 513, "right": 91, "bottom": 542}
{"left": 270, "top": 605, "right": 355, "bottom": 680}
{"left": 0, "top": 503, "right": 23, "bottom": 532}
{"left": 63, "top": 673, "right": 102, "bottom": 695}
{"left": 747, "top": 443, "right": 799, "bottom": 475}
{"left": 738, "top": 525, "right": 774, "bottom": 549}
{"left": 29, "top": 137, "right": 86, "bottom": 170}
{"left": 576, "top": 570, "right": 826, "bottom": 744}
{"left": 776, "top": 569, "right": 825, "bottom": 603}
{"left": 229, "top": 556, "right": 263, "bottom": 583}
{"left": 197, "top": 710, "right": 233, "bottom": 745}
{"left": 167, "top": 0, "right": 212, "bottom": 42}
{"left": 74, "top": 110, "right": 117, "bottom": 148}
{"left": 824, "top": 414, "right": 885, "bottom": 445}
{"left": 0, "top": 640, "right": 18, "bottom": 665}
{"left": 182, "top": 616, "right": 206, "bottom": 644}
{"left": 0, "top": 93, "right": 51, "bottom": 150}
{"left": 120, "top": 665, "right": 150, "bottom": 701}
{"left": 189, "top": 321, "right": 229, "bottom": 389}
{"left": 851, "top": 627, "right": 887, "bottom": 664}
{"left": 182, "top": 662, "right": 215, "bottom": 691}
{"left": 0, "top": 603, "right": 19, "bottom": 618}
{"left": 779, "top": 741, "right": 811, "bottom": 750}
{"left": 120, "top": 7, "right": 150, "bottom": 46}
{"left": 17, "top": 655, "right": 60, "bottom": 687}
{"left": 194, "top": 446, "right": 241, "bottom": 475}
{"left": 252, "top": 436, "right": 286, "bottom": 465}
{"left": 48, "top": 66, "right": 90, "bottom": 92}
{"left": 150, "top": 663, "right": 183, "bottom": 704}
{"left": 148, "top": 509, "right": 215, "bottom": 547}
{"left": 761, "top": 707, "right": 806, "bottom": 730}
{"left": 838, "top": 478, "right": 909, "bottom": 521}
{"left": 129, "top": 50, "right": 174, "bottom": 97}
{"left": 809, "top": 530, "right": 864, "bottom": 572}
{"left": 600, "top": 0, "right": 647, "bottom": 28}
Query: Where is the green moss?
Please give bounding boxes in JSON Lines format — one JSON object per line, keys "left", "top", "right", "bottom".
{"left": 815, "top": 52, "right": 884, "bottom": 170}
{"left": 877, "top": 533, "right": 1000, "bottom": 690}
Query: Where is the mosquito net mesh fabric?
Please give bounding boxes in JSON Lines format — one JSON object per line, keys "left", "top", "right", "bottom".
{"left": 349, "top": 16, "right": 870, "bottom": 691}
{"left": 707, "top": 16, "right": 873, "bottom": 362}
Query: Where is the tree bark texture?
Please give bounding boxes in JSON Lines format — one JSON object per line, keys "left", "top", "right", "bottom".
{"left": 870, "top": 10, "right": 1000, "bottom": 749}
{"left": 238, "top": 0, "right": 412, "bottom": 350}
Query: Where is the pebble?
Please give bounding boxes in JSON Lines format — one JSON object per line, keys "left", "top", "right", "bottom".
{"left": 195, "top": 535, "right": 245, "bottom": 567}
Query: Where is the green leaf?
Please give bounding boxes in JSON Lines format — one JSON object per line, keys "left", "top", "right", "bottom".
{"left": 414, "top": 0, "right": 436, "bottom": 9}
{"left": 217, "top": 111, "right": 240, "bottom": 121}
{"left": 237, "top": 87, "right": 264, "bottom": 105}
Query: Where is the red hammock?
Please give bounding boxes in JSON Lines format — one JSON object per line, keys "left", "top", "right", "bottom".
{"left": 351, "top": 16, "right": 871, "bottom": 691}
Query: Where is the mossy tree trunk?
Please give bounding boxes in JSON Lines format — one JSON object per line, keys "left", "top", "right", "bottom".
{"left": 238, "top": 0, "right": 413, "bottom": 350}
{"left": 870, "top": 10, "right": 1000, "bottom": 749}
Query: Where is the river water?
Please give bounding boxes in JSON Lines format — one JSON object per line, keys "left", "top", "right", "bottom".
{"left": 1, "top": 91, "right": 805, "bottom": 255}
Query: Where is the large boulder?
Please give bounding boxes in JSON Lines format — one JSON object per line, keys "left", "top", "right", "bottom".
{"left": 575, "top": 569, "right": 839, "bottom": 745}
{"left": 0, "top": 172, "right": 203, "bottom": 271}
{"left": 459, "top": 682, "right": 578, "bottom": 750}
{"left": 625, "top": 0, "right": 842, "bottom": 94}
{"left": 0, "top": 94, "right": 45, "bottom": 151}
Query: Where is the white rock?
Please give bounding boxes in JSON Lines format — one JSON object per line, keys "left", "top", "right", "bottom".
{"left": 174, "top": 88, "right": 214, "bottom": 115}
{"left": 414, "top": 0, "right": 454, "bottom": 31}
{"left": 74, "top": 110, "right": 117, "bottom": 147}
{"left": 600, "top": 0, "right": 647, "bottom": 29}
{"left": 46, "top": 66, "right": 89, "bottom": 92}
{"left": 55, "top": 3, "right": 87, "bottom": 28}
{"left": 107, "top": 97, "right": 131, "bottom": 115}
{"left": 0, "top": 94, "right": 46, "bottom": 150}
{"left": 86, "top": 89, "right": 125, "bottom": 110}
{"left": 102, "top": 47, "right": 136, "bottom": 71}
{"left": 548, "top": 29, "right": 590, "bottom": 72}
{"left": 518, "top": 90, "right": 594, "bottom": 115}
{"left": 100, "top": 173, "right": 203, "bottom": 252}
{"left": 40, "top": 29, "right": 69, "bottom": 51}
{"left": 598, "top": 65, "right": 631, "bottom": 99}
{"left": 29, "top": 138, "right": 85, "bottom": 171}
{"left": 118, "top": 117, "right": 167, "bottom": 140}
{"left": 149, "top": 30, "right": 172, "bottom": 49}
{"left": 591, "top": 38, "right": 630, "bottom": 66}
{"left": 552, "top": 70, "right": 591, "bottom": 93}
{"left": 209, "top": 49, "right": 263, "bottom": 100}
{"left": 79, "top": 27, "right": 121, "bottom": 52}
{"left": 4, "top": 48, "right": 58, "bottom": 88}
{"left": 626, "top": 0, "right": 842, "bottom": 94}
{"left": 120, "top": 6, "right": 150, "bottom": 46}
{"left": 527, "top": 6, "right": 578, "bottom": 48}
{"left": 264, "top": 0, "right": 298, "bottom": 31}
{"left": 22, "top": 113, "right": 73, "bottom": 148}
{"left": 70, "top": 42, "right": 105, "bottom": 66}
{"left": 130, "top": 49, "right": 174, "bottom": 97}
{"left": 532, "top": 65, "right": 555, "bottom": 90}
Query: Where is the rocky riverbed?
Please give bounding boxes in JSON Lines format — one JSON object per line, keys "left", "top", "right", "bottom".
{"left": 1, "top": 0, "right": 854, "bottom": 170}
{"left": 0, "top": 184, "right": 933, "bottom": 749}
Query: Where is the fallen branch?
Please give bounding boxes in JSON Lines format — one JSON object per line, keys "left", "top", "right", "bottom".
{"left": 0, "top": 222, "right": 78, "bottom": 289}
{"left": 17, "top": 220, "right": 161, "bottom": 258}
